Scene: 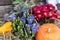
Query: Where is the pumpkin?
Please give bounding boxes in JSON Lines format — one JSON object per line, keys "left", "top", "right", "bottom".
{"left": 36, "top": 23, "right": 60, "bottom": 40}
{"left": 0, "top": 22, "right": 12, "bottom": 34}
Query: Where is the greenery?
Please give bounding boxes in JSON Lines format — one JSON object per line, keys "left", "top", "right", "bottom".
{"left": 39, "top": 18, "right": 54, "bottom": 25}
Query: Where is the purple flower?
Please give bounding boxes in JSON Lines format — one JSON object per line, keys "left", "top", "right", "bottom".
{"left": 20, "top": 16, "right": 26, "bottom": 22}
{"left": 27, "top": 15, "right": 34, "bottom": 24}
{"left": 32, "top": 22, "right": 39, "bottom": 33}
{"left": 9, "top": 13, "right": 16, "bottom": 19}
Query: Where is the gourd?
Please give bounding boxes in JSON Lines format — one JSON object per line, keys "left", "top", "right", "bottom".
{"left": 36, "top": 23, "right": 60, "bottom": 40}
{"left": 0, "top": 22, "right": 12, "bottom": 34}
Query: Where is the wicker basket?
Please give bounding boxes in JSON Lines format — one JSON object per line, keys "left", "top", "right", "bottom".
{"left": 55, "top": 19, "right": 60, "bottom": 28}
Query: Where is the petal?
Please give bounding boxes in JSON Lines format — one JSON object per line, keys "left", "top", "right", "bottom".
{"left": 20, "top": 17, "right": 26, "bottom": 22}
{"left": 9, "top": 13, "right": 16, "bottom": 19}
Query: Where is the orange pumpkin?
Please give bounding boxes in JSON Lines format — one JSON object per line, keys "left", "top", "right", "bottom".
{"left": 0, "top": 22, "right": 12, "bottom": 34}
{"left": 36, "top": 23, "right": 60, "bottom": 40}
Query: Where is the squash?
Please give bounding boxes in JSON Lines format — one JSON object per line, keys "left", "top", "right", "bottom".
{"left": 36, "top": 23, "right": 60, "bottom": 40}
{"left": 0, "top": 22, "right": 12, "bottom": 34}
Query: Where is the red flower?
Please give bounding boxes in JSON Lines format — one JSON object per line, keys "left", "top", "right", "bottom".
{"left": 57, "top": 15, "right": 60, "bottom": 19}
{"left": 57, "top": 16, "right": 60, "bottom": 19}
{"left": 46, "top": 4, "right": 55, "bottom": 11}
{"left": 48, "top": 12, "right": 57, "bottom": 19}
{"left": 42, "top": 6, "right": 48, "bottom": 11}
{"left": 48, "top": 12, "right": 53, "bottom": 17}
{"left": 35, "top": 9, "right": 41, "bottom": 14}
{"left": 30, "top": 5, "right": 43, "bottom": 14}
{"left": 33, "top": 6, "right": 37, "bottom": 12}
{"left": 34, "top": 13, "right": 42, "bottom": 21}
{"left": 42, "top": 11, "right": 49, "bottom": 18}
{"left": 34, "top": 13, "right": 38, "bottom": 19}
{"left": 49, "top": 6, "right": 55, "bottom": 10}
{"left": 29, "top": 4, "right": 59, "bottom": 22}
{"left": 30, "top": 6, "right": 38, "bottom": 14}
{"left": 53, "top": 10, "right": 58, "bottom": 13}
{"left": 50, "top": 17, "right": 56, "bottom": 20}
{"left": 37, "top": 14, "right": 42, "bottom": 18}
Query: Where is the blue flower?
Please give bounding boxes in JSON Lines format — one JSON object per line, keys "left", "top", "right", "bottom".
{"left": 9, "top": 13, "right": 16, "bottom": 19}
{"left": 21, "top": 9, "right": 28, "bottom": 14}
{"left": 25, "top": 23, "right": 33, "bottom": 27}
{"left": 21, "top": 9, "right": 28, "bottom": 17}
{"left": 20, "top": 16, "right": 26, "bottom": 22}
{"left": 32, "top": 27, "right": 38, "bottom": 33}
{"left": 32, "top": 22, "right": 39, "bottom": 33}
{"left": 33, "top": 22, "right": 39, "bottom": 27}
{"left": 25, "top": 24, "right": 33, "bottom": 32}
{"left": 27, "top": 15, "right": 34, "bottom": 24}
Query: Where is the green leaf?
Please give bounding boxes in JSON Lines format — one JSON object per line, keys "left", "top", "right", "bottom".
{"left": 12, "top": 1, "right": 19, "bottom": 5}
{"left": 23, "top": 1, "right": 31, "bottom": 9}
{"left": 12, "top": 0, "right": 22, "bottom": 5}
{"left": 30, "top": 0, "right": 35, "bottom": 4}
{"left": 39, "top": 19, "right": 44, "bottom": 25}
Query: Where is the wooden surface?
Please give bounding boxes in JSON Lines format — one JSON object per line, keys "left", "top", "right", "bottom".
{"left": 0, "top": 0, "right": 12, "bottom": 5}
{"left": 0, "top": 5, "right": 12, "bottom": 25}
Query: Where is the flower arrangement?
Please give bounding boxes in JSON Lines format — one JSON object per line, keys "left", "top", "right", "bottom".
{"left": 9, "top": 11, "right": 39, "bottom": 40}
{"left": 7, "top": 0, "right": 60, "bottom": 40}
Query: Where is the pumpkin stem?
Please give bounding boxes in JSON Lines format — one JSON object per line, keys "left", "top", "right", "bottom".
{"left": 47, "top": 28, "right": 51, "bottom": 33}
